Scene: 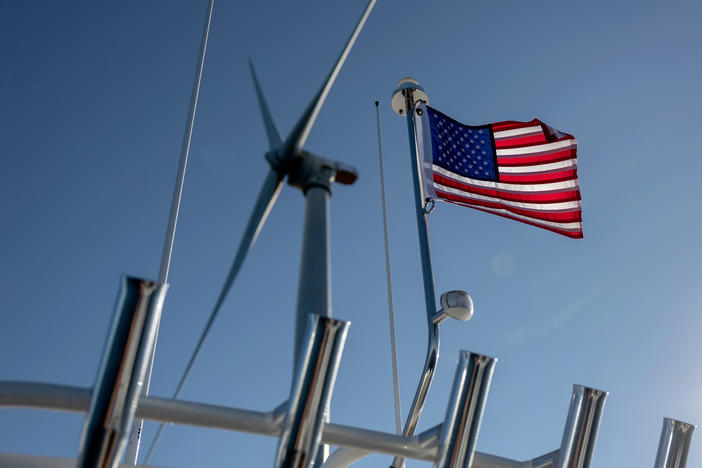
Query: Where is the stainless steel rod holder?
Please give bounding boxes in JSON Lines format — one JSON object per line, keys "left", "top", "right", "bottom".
{"left": 654, "top": 417, "right": 695, "bottom": 468}
{"left": 556, "top": 384, "right": 608, "bottom": 468}
{"left": 436, "top": 351, "right": 497, "bottom": 468}
{"left": 275, "top": 314, "right": 350, "bottom": 468}
{"left": 76, "top": 275, "right": 167, "bottom": 468}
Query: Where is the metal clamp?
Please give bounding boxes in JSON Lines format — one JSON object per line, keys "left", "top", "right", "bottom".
{"left": 423, "top": 198, "right": 435, "bottom": 215}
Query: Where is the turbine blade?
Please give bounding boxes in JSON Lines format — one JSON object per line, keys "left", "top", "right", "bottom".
{"left": 280, "top": 0, "right": 377, "bottom": 159}
{"left": 143, "top": 167, "right": 284, "bottom": 464}
{"left": 177, "top": 167, "right": 282, "bottom": 396}
{"left": 249, "top": 58, "right": 283, "bottom": 150}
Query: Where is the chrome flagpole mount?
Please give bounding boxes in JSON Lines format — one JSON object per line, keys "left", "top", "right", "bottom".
{"left": 390, "top": 77, "right": 476, "bottom": 467}
{"left": 390, "top": 77, "right": 438, "bottom": 468}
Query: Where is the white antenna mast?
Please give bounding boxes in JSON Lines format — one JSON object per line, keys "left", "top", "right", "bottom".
{"left": 374, "top": 100, "right": 403, "bottom": 436}
{"left": 126, "top": 0, "right": 216, "bottom": 463}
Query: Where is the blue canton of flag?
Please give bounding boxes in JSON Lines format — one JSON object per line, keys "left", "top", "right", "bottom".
{"left": 427, "top": 109, "right": 497, "bottom": 182}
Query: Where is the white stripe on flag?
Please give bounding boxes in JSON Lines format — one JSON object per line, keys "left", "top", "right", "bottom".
{"left": 432, "top": 164, "right": 579, "bottom": 193}
{"left": 498, "top": 158, "right": 577, "bottom": 174}
{"left": 496, "top": 139, "right": 575, "bottom": 156}
{"left": 460, "top": 203, "right": 583, "bottom": 231}
{"left": 493, "top": 125, "right": 543, "bottom": 140}
{"left": 433, "top": 181, "right": 582, "bottom": 212}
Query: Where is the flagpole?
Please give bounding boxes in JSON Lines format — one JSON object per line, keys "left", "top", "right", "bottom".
{"left": 390, "top": 78, "right": 439, "bottom": 468}
{"left": 124, "top": 0, "right": 215, "bottom": 463}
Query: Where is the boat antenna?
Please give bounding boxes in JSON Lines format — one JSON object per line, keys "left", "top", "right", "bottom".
{"left": 375, "top": 100, "right": 403, "bottom": 435}
{"left": 124, "top": 0, "right": 216, "bottom": 463}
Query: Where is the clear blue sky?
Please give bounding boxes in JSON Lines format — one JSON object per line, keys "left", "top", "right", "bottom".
{"left": 1, "top": 1, "right": 701, "bottom": 466}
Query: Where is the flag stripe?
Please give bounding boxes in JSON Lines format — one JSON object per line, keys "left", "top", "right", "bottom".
{"left": 498, "top": 169, "right": 578, "bottom": 184}
{"left": 460, "top": 204, "right": 584, "bottom": 238}
{"left": 493, "top": 125, "right": 543, "bottom": 140}
{"left": 496, "top": 139, "right": 576, "bottom": 157}
{"left": 436, "top": 189, "right": 583, "bottom": 224}
{"left": 434, "top": 182, "right": 582, "bottom": 215}
{"left": 497, "top": 148, "right": 577, "bottom": 166}
{"left": 433, "top": 164, "right": 578, "bottom": 194}
{"left": 498, "top": 158, "right": 577, "bottom": 174}
{"left": 434, "top": 173, "right": 581, "bottom": 204}
{"left": 491, "top": 119, "right": 542, "bottom": 132}
{"left": 494, "top": 133, "right": 547, "bottom": 148}
{"left": 440, "top": 195, "right": 582, "bottom": 230}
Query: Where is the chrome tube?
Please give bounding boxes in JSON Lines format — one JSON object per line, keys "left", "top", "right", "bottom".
{"left": 530, "top": 450, "right": 558, "bottom": 468}
{"left": 275, "top": 314, "right": 350, "bottom": 468}
{"left": 76, "top": 276, "right": 167, "bottom": 468}
{"left": 0, "top": 380, "right": 554, "bottom": 467}
{"left": 654, "top": 418, "right": 695, "bottom": 468}
{"left": 436, "top": 351, "right": 497, "bottom": 468}
{"left": 391, "top": 323, "right": 439, "bottom": 467}
{"left": 390, "top": 78, "right": 441, "bottom": 468}
{"left": 556, "top": 384, "right": 608, "bottom": 468}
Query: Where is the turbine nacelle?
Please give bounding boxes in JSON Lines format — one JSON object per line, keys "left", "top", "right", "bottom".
{"left": 285, "top": 150, "right": 358, "bottom": 192}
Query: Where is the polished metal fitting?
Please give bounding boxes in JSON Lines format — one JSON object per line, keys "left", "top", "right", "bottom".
{"left": 432, "top": 290, "right": 474, "bottom": 324}
{"left": 391, "top": 77, "right": 429, "bottom": 116}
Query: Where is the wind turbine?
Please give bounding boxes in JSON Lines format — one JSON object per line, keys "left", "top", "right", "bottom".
{"left": 143, "top": 0, "right": 377, "bottom": 462}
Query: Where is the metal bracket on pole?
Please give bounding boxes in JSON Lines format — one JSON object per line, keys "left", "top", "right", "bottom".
{"left": 436, "top": 351, "right": 497, "bottom": 468}
{"left": 76, "top": 276, "right": 168, "bottom": 468}
{"left": 275, "top": 314, "right": 350, "bottom": 468}
{"left": 654, "top": 418, "right": 695, "bottom": 468}
{"left": 556, "top": 384, "right": 608, "bottom": 468}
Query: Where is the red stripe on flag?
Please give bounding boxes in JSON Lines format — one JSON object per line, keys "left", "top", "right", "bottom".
{"left": 445, "top": 201, "right": 584, "bottom": 238}
{"left": 497, "top": 169, "right": 578, "bottom": 184}
{"left": 494, "top": 135, "right": 576, "bottom": 150}
{"left": 436, "top": 189, "right": 582, "bottom": 223}
{"left": 497, "top": 148, "right": 577, "bottom": 166}
{"left": 433, "top": 173, "right": 581, "bottom": 204}
{"left": 491, "top": 119, "right": 541, "bottom": 132}
{"left": 494, "top": 133, "right": 547, "bottom": 148}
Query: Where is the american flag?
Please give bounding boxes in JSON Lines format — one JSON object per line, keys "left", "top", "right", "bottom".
{"left": 418, "top": 105, "right": 582, "bottom": 238}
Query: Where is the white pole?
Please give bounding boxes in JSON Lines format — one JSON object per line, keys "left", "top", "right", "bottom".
{"left": 124, "top": 0, "right": 215, "bottom": 463}
{"left": 374, "top": 101, "right": 402, "bottom": 435}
